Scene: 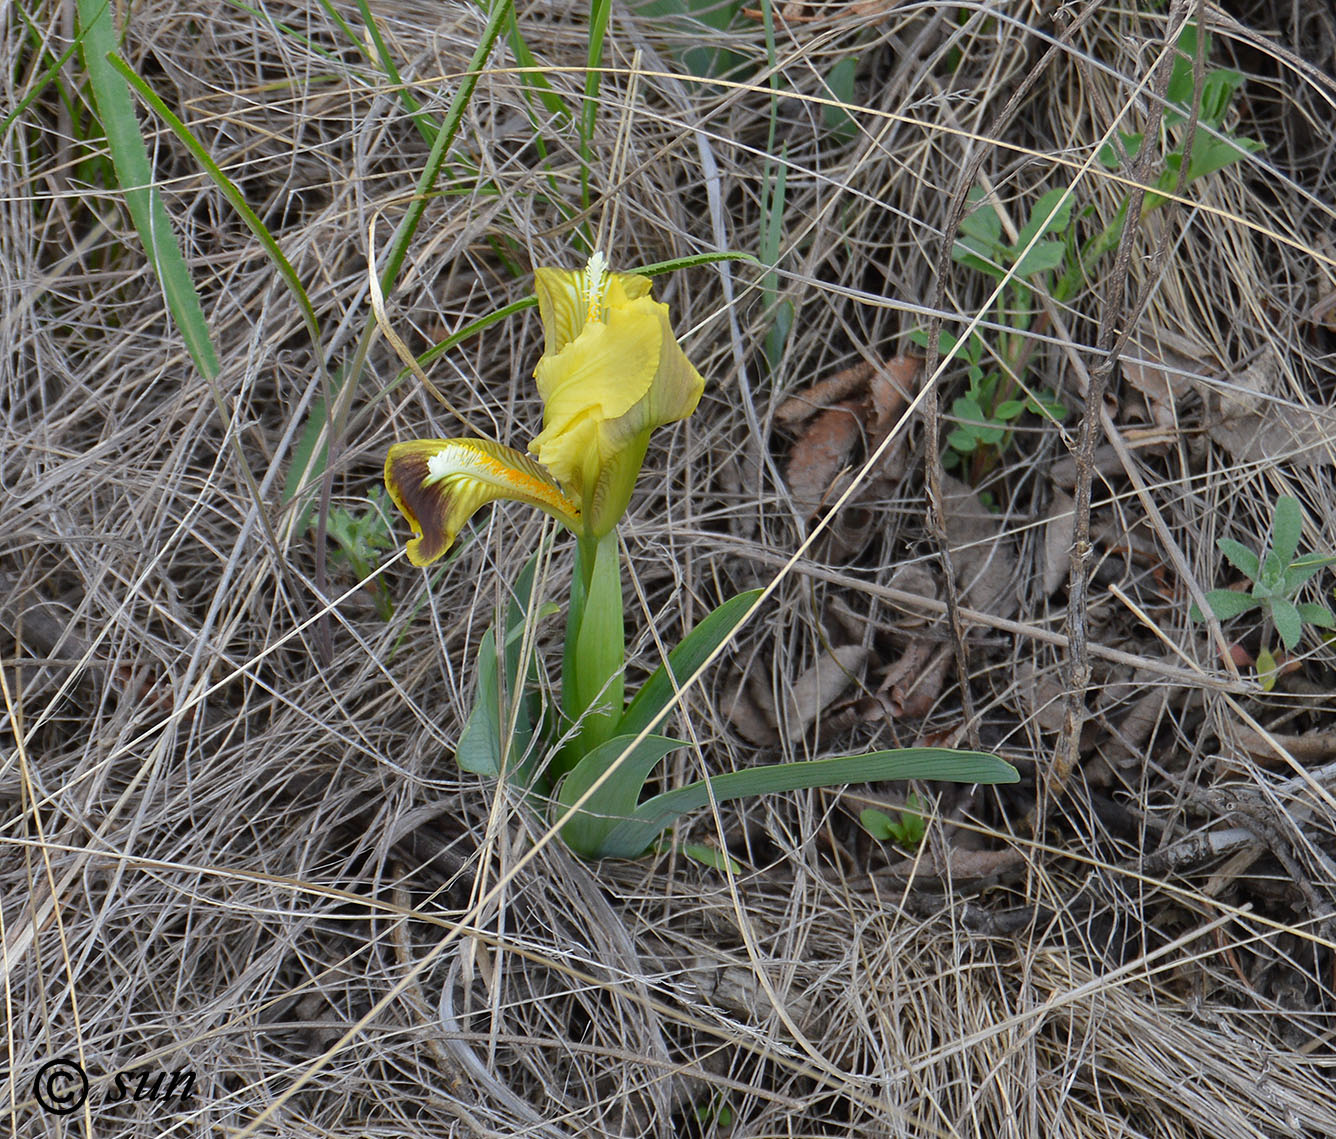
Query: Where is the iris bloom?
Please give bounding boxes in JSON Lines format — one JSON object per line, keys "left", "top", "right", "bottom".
{"left": 385, "top": 252, "right": 705, "bottom": 566}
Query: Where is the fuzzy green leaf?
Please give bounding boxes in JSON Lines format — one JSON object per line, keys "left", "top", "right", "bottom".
{"left": 1270, "top": 596, "right": 1302, "bottom": 651}
{"left": 1281, "top": 554, "right": 1336, "bottom": 593}
{"left": 954, "top": 395, "right": 986, "bottom": 424}
{"left": 1098, "top": 130, "right": 1144, "bottom": 169}
{"left": 951, "top": 238, "right": 1005, "bottom": 280}
{"left": 1199, "top": 68, "right": 1243, "bottom": 128}
{"left": 1268, "top": 496, "right": 1303, "bottom": 569}
{"left": 1191, "top": 589, "right": 1260, "bottom": 622}
{"left": 1166, "top": 23, "right": 1207, "bottom": 108}
{"left": 1215, "top": 537, "right": 1260, "bottom": 581}
{"left": 947, "top": 429, "right": 978, "bottom": 453}
{"left": 1295, "top": 603, "right": 1335, "bottom": 628}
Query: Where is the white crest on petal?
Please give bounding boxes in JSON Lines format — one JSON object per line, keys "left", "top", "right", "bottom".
{"left": 426, "top": 442, "right": 476, "bottom": 483}
{"left": 583, "top": 249, "right": 608, "bottom": 323}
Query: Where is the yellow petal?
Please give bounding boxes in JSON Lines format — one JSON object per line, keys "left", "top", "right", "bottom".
{"left": 384, "top": 439, "right": 580, "bottom": 566}
{"left": 528, "top": 252, "right": 704, "bottom": 537}
{"left": 534, "top": 262, "right": 653, "bottom": 356}
{"left": 530, "top": 299, "right": 664, "bottom": 488}
{"left": 533, "top": 267, "right": 586, "bottom": 357}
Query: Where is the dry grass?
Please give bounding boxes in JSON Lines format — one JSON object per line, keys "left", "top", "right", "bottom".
{"left": 4, "top": 0, "right": 1336, "bottom": 1134}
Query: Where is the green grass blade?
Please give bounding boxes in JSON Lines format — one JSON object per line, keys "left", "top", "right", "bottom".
{"left": 375, "top": 0, "right": 514, "bottom": 297}
{"left": 108, "top": 54, "right": 321, "bottom": 347}
{"left": 351, "top": 0, "right": 449, "bottom": 147}
{"left": 0, "top": 32, "right": 82, "bottom": 146}
{"left": 580, "top": 0, "right": 613, "bottom": 221}
{"left": 287, "top": 0, "right": 514, "bottom": 526}
{"left": 77, "top": 0, "right": 220, "bottom": 380}
{"left": 596, "top": 749, "right": 1018, "bottom": 859}
{"left": 499, "top": 3, "right": 571, "bottom": 121}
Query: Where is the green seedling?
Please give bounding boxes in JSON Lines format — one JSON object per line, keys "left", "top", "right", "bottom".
{"left": 910, "top": 326, "right": 1066, "bottom": 473}
{"left": 918, "top": 188, "right": 1074, "bottom": 476}
{"left": 1095, "top": 23, "right": 1263, "bottom": 212}
{"left": 1191, "top": 496, "right": 1336, "bottom": 670}
{"left": 324, "top": 488, "right": 396, "bottom": 620}
{"left": 860, "top": 792, "right": 927, "bottom": 850}
{"left": 759, "top": 145, "right": 793, "bottom": 373}
{"left": 694, "top": 1093, "right": 735, "bottom": 1130}
{"left": 1071, "top": 21, "right": 1263, "bottom": 297}
{"left": 925, "top": 21, "right": 1260, "bottom": 483}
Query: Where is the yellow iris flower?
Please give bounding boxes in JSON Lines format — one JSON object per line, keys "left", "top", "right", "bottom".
{"left": 385, "top": 252, "right": 705, "bottom": 566}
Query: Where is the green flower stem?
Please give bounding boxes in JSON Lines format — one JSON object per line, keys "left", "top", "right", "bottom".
{"left": 559, "top": 529, "right": 626, "bottom": 775}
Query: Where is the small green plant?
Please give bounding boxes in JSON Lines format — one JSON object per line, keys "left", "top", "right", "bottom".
{"left": 915, "top": 187, "right": 1075, "bottom": 476}
{"left": 324, "top": 488, "right": 396, "bottom": 619}
{"left": 693, "top": 1092, "right": 735, "bottom": 1130}
{"left": 924, "top": 20, "right": 1260, "bottom": 480}
{"left": 1191, "top": 496, "right": 1336, "bottom": 673}
{"left": 386, "top": 253, "right": 1018, "bottom": 861}
{"left": 911, "top": 325, "right": 1067, "bottom": 473}
{"left": 1071, "top": 20, "right": 1263, "bottom": 299}
{"left": 860, "top": 792, "right": 927, "bottom": 850}
{"left": 1095, "top": 23, "right": 1264, "bottom": 212}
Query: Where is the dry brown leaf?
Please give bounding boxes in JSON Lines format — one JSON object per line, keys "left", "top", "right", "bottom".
{"left": 879, "top": 642, "right": 950, "bottom": 720}
{"left": 1128, "top": 336, "right": 1336, "bottom": 469}
{"left": 865, "top": 356, "right": 920, "bottom": 442}
{"left": 784, "top": 400, "right": 863, "bottom": 518}
{"left": 941, "top": 475, "right": 1019, "bottom": 619}
{"left": 1016, "top": 661, "right": 1068, "bottom": 734}
{"left": 884, "top": 564, "right": 938, "bottom": 628}
{"left": 1042, "top": 489, "right": 1074, "bottom": 597}
{"left": 1228, "top": 727, "right": 1336, "bottom": 765}
{"left": 775, "top": 360, "right": 876, "bottom": 426}
{"left": 1121, "top": 343, "right": 1198, "bottom": 432}
{"left": 874, "top": 846, "right": 1025, "bottom": 887}
{"left": 1049, "top": 444, "right": 1124, "bottom": 489}
{"left": 1106, "top": 675, "right": 1177, "bottom": 770}
{"left": 726, "top": 680, "right": 779, "bottom": 745}
{"left": 777, "top": 643, "right": 870, "bottom": 737}
{"left": 1199, "top": 350, "right": 1336, "bottom": 469}
{"left": 781, "top": 357, "right": 921, "bottom": 520}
